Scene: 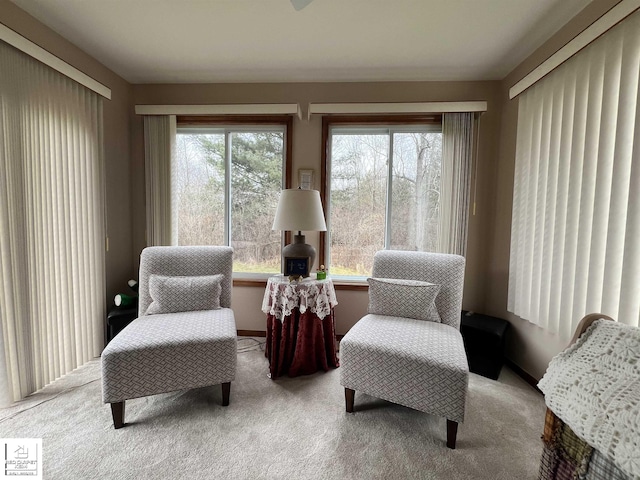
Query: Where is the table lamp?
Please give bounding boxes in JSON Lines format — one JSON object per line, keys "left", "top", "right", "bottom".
{"left": 272, "top": 188, "right": 327, "bottom": 277}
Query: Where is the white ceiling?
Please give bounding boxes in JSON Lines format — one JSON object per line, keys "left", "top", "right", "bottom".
{"left": 10, "top": 0, "right": 591, "bottom": 84}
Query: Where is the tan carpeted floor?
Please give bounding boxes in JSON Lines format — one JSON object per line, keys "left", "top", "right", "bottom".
{"left": 0, "top": 337, "right": 546, "bottom": 479}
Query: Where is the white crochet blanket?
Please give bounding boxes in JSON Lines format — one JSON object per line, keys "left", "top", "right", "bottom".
{"left": 538, "top": 320, "right": 640, "bottom": 478}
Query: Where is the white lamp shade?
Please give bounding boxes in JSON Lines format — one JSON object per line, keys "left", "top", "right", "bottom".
{"left": 272, "top": 189, "right": 327, "bottom": 232}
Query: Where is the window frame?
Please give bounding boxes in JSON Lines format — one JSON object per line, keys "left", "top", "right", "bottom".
{"left": 320, "top": 114, "right": 442, "bottom": 283}
{"left": 176, "top": 115, "right": 293, "bottom": 285}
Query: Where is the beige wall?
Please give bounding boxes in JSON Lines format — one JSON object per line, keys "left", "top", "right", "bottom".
{"left": 490, "top": 0, "right": 623, "bottom": 379}
{"left": 132, "top": 81, "right": 502, "bottom": 335}
{"left": 0, "top": 0, "right": 135, "bottom": 311}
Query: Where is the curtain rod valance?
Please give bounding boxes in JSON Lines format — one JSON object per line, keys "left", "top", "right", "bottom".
{"left": 307, "top": 102, "right": 487, "bottom": 120}
{"left": 509, "top": 0, "right": 640, "bottom": 99}
{"left": 0, "top": 23, "right": 112, "bottom": 100}
{"left": 135, "top": 104, "right": 302, "bottom": 119}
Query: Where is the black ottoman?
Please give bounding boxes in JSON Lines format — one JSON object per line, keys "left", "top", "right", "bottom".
{"left": 460, "top": 311, "right": 509, "bottom": 380}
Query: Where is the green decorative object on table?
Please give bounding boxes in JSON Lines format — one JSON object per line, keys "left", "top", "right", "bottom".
{"left": 114, "top": 279, "right": 139, "bottom": 307}
{"left": 316, "top": 265, "right": 327, "bottom": 280}
{"left": 114, "top": 293, "right": 136, "bottom": 307}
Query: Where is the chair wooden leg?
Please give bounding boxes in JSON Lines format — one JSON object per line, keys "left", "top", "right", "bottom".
{"left": 221, "top": 382, "right": 231, "bottom": 406}
{"left": 446, "top": 419, "right": 458, "bottom": 449}
{"left": 110, "top": 401, "right": 125, "bottom": 429}
{"left": 345, "top": 388, "right": 355, "bottom": 413}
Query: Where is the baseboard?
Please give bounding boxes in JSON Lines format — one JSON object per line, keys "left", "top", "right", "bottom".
{"left": 237, "top": 330, "right": 266, "bottom": 337}
{"left": 505, "top": 358, "right": 542, "bottom": 395}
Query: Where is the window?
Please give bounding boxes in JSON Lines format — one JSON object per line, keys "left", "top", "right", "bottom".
{"left": 323, "top": 117, "right": 443, "bottom": 277}
{"left": 173, "top": 117, "right": 291, "bottom": 276}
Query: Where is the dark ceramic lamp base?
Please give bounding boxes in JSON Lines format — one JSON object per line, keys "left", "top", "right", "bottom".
{"left": 282, "top": 233, "right": 316, "bottom": 277}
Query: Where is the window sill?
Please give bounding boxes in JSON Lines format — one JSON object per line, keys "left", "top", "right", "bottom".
{"left": 232, "top": 272, "right": 273, "bottom": 287}
{"left": 331, "top": 277, "right": 369, "bottom": 291}
{"left": 233, "top": 278, "right": 268, "bottom": 287}
{"left": 332, "top": 281, "right": 368, "bottom": 291}
{"left": 232, "top": 275, "right": 369, "bottom": 291}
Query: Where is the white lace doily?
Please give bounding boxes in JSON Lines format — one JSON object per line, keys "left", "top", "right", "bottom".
{"left": 261, "top": 276, "right": 338, "bottom": 321}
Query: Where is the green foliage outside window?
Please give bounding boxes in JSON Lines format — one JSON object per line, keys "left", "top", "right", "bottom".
{"left": 174, "top": 129, "right": 284, "bottom": 274}
{"left": 329, "top": 128, "right": 442, "bottom": 277}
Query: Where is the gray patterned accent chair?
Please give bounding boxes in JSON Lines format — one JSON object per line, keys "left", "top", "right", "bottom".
{"left": 340, "top": 250, "right": 468, "bottom": 448}
{"left": 101, "top": 246, "right": 237, "bottom": 429}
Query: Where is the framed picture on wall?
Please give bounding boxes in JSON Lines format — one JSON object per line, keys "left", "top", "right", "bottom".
{"left": 298, "top": 169, "right": 314, "bottom": 190}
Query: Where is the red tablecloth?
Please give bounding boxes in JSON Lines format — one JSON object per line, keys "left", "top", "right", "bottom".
{"left": 265, "top": 309, "right": 339, "bottom": 378}
{"left": 262, "top": 276, "right": 339, "bottom": 378}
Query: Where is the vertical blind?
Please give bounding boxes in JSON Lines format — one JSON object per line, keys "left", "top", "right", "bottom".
{"left": 508, "top": 10, "right": 640, "bottom": 338}
{"left": 0, "top": 40, "right": 105, "bottom": 405}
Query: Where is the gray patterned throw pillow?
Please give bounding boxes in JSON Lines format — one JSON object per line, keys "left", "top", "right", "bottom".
{"left": 367, "top": 277, "right": 441, "bottom": 323}
{"left": 146, "top": 274, "right": 224, "bottom": 315}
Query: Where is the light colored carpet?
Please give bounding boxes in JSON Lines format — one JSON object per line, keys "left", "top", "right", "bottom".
{"left": 1, "top": 338, "right": 546, "bottom": 479}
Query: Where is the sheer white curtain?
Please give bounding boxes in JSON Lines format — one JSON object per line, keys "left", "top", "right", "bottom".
{"left": 143, "top": 115, "right": 175, "bottom": 246}
{"left": 439, "top": 112, "right": 475, "bottom": 256}
{"left": 509, "top": 10, "right": 640, "bottom": 338}
{"left": 0, "top": 41, "right": 105, "bottom": 405}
